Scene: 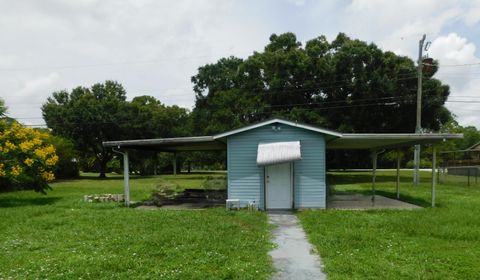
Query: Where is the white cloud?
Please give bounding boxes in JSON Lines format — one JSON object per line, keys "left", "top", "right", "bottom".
{"left": 337, "top": 1, "right": 480, "bottom": 127}
{"left": 3, "top": 72, "right": 61, "bottom": 125}
{"left": 285, "top": 0, "right": 306, "bottom": 6}
{"left": 429, "top": 33, "right": 480, "bottom": 127}
{"left": 0, "top": 0, "right": 269, "bottom": 121}
{"left": 0, "top": 0, "right": 479, "bottom": 129}
{"left": 429, "top": 33, "right": 478, "bottom": 64}
{"left": 463, "top": 0, "right": 480, "bottom": 26}
{"left": 342, "top": 0, "right": 464, "bottom": 56}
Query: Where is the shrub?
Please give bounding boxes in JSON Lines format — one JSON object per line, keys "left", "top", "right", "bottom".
{"left": 153, "top": 179, "right": 182, "bottom": 200}
{"left": 201, "top": 176, "right": 227, "bottom": 190}
{"left": 46, "top": 135, "right": 79, "bottom": 179}
{"left": 0, "top": 120, "right": 58, "bottom": 193}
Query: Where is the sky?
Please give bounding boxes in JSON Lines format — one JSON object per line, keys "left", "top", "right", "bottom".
{"left": 1, "top": 0, "right": 479, "bottom": 128}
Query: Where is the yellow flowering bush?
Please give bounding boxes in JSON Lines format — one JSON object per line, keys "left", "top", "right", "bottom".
{"left": 0, "top": 120, "right": 58, "bottom": 193}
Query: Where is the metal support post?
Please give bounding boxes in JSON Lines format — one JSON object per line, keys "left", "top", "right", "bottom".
{"left": 396, "top": 149, "right": 401, "bottom": 199}
{"left": 432, "top": 146, "right": 437, "bottom": 207}
{"left": 173, "top": 152, "right": 177, "bottom": 175}
{"left": 123, "top": 151, "right": 130, "bottom": 207}
{"left": 414, "top": 34, "right": 427, "bottom": 186}
{"left": 372, "top": 151, "right": 378, "bottom": 205}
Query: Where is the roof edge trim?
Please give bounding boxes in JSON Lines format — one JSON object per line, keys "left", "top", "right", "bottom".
{"left": 213, "top": 118, "right": 342, "bottom": 139}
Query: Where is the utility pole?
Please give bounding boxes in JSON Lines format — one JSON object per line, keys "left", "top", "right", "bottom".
{"left": 413, "top": 34, "right": 426, "bottom": 186}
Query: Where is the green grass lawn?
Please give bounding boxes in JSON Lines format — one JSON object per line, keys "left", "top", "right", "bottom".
{"left": 298, "top": 170, "right": 480, "bottom": 279}
{"left": 0, "top": 172, "right": 272, "bottom": 279}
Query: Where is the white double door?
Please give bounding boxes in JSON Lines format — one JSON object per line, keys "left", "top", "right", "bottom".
{"left": 265, "top": 162, "right": 293, "bottom": 209}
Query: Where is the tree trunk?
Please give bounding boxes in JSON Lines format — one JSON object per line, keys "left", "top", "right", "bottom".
{"left": 95, "top": 148, "right": 111, "bottom": 179}
{"left": 98, "top": 159, "right": 108, "bottom": 178}
{"left": 99, "top": 164, "right": 107, "bottom": 178}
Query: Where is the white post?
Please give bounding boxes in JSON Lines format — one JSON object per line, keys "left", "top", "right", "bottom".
{"left": 372, "top": 151, "right": 377, "bottom": 204}
{"left": 173, "top": 153, "right": 177, "bottom": 175}
{"left": 432, "top": 146, "right": 437, "bottom": 207}
{"left": 123, "top": 151, "right": 130, "bottom": 207}
{"left": 396, "top": 149, "right": 401, "bottom": 199}
{"left": 414, "top": 34, "right": 427, "bottom": 187}
{"left": 414, "top": 145, "right": 420, "bottom": 185}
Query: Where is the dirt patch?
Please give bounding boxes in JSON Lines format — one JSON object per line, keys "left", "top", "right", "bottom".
{"left": 143, "top": 189, "right": 226, "bottom": 209}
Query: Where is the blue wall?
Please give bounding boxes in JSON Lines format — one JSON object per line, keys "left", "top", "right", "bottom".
{"left": 227, "top": 122, "right": 326, "bottom": 209}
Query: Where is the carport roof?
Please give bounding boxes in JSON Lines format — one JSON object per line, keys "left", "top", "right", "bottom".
{"left": 102, "top": 119, "right": 463, "bottom": 152}
{"left": 102, "top": 136, "right": 226, "bottom": 152}
{"left": 327, "top": 133, "right": 463, "bottom": 150}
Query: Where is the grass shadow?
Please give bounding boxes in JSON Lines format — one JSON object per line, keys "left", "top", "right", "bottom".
{"left": 0, "top": 196, "right": 62, "bottom": 208}
{"left": 329, "top": 173, "right": 415, "bottom": 185}
{"left": 338, "top": 188, "right": 431, "bottom": 208}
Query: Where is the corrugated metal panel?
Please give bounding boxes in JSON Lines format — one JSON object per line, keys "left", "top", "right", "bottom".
{"left": 227, "top": 122, "right": 326, "bottom": 209}
{"left": 257, "top": 141, "right": 301, "bottom": 166}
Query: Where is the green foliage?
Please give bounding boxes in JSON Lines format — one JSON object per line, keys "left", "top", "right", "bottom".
{"left": 0, "top": 120, "right": 58, "bottom": 193}
{"left": 42, "top": 82, "right": 192, "bottom": 177}
{"left": 106, "top": 157, "right": 122, "bottom": 174}
{"left": 0, "top": 174, "right": 273, "bottom": 279}
{"left": 192, "top": 32, "right": 452, "bottom": 135}
{"left": 201, "top": 175, "right": 227, "bottom": 190}
{"left": 192, "top": 32, "right": 455, "bottom": 168}
{"left": 405, "top": 158, "right": 432, "bottom": 168}
{"left": 440, "top": 119, "right": 480, "bottom": 150}
{"left": 154, "top": 178, "right": 182, "bottom": 199}
{"left": 46, "top": 135, "right": 79, "bottom": 179}
{"left": 0, "top": 98, "right": 7, "bottom": 117}
{"left": 299, "top": 171, "right": 480, "bottom": 279}
{"left": 42, "top": 81, "right": 129, "bottom": 178}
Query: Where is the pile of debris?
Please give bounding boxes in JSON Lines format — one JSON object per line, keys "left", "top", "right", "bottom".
{"left": 145, "top": 188, "right": 226, "bottom": 208}
{"left": 84, "top": 194, "right": 124, "bottom": 203}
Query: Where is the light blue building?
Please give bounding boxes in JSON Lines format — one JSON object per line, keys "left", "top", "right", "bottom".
{"left": 214, "top": 119, "right": 341, "bottom": 210}
{"left": 104, "top": 118, "right": 462, "bottom": 210}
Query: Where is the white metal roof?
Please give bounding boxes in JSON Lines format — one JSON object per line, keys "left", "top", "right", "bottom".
{"left": 213, "top": 118, "right": 342, "bottom": 140}
{"left": 102, "top": 136, "right": 225, "bottom": 151}
{"left": 257, "top": 141, "right": 302, "bottom": 166}
{"left": 327, "top": 133, "right": 463, "bottom": 150}
{"left": 102, "top": 118, "right": 463, "bottom": 151}
{"left": 467, "top": 141, "right": 480, "bottom": 151}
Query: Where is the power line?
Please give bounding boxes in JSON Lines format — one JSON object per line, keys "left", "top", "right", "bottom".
{"left": 16, "top": 95, "right": 480, "bottom": 127}
{"left": 0, "top": 52, "right": 253, "bottom": 72}
{"left": 433, "top": 62, "right": 480, "bottom": 67}
{"left": 9, "top": 92, "right": 480, "bottom": 121}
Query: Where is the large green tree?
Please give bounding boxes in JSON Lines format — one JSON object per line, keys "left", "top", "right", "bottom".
{"left": 123, "top": 95, "right": 190, "bottom": 175}
{"left": 42, "top": 81, "right": 130, "bottom": 177}
{"left": 191, "top": 33, "right": 454, "bottom": 168}
{"left": 192, "top": 33, "right": 452, "bottom": 135}
{"left": 43, "top": 83, "right": 192, "bottom": 177}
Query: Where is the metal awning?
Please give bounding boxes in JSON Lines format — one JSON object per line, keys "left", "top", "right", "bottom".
{"left": 102, "top": 136, "right": 226, "bottom": 152}
{"left": 257, "top": 141, "right": 301, "bottom": 166}
{"left": 102, "top": 133, "right": 463, "bottom": 152}
{"left": 326, "top": 133, "right": 462, "bottom": 150}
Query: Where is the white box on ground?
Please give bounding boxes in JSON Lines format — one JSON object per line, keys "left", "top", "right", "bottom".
{"left": 226, "top": 199, "right": 240, "bottom": 210}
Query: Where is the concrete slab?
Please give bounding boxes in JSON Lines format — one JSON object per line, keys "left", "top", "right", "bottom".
{"left": 135, "top": 204, "right": 209, "bottom": 210}
{"left": 328, "top": 194, "right": 422, "bottom": 210}
{"left": 268, "top": 212, "right": 326, "bottom": 280}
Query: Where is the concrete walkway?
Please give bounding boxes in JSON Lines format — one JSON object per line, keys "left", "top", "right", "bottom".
{"left": 328, "top": 194, "right": 422, "bottom": 210}
{"left": 268, "top": 212, "right": 326, "bottom": 280}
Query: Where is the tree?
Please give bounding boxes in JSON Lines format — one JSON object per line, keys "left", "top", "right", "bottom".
{"left": 191, "top": 32, "right": 453, "bottom": 135}
{"left": 191, "top": 32, "right": 454, "bottom": 168}
{"left": 440, "top": 119, "right": 480, "bottom": 150}
{"left": 0, "top": 120, "right": 58, "bottom": 193}
{"left": 42, "top": 81, "right": 130, "bottom": 177}
{"left": 0, "top": 98, "right": 7, "bottom": 117}
{"left": 46, "top": 135, "right": 79, "bottom": 179}
{"left": 123, "top": 96, "right": 191, "bottom": 175}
